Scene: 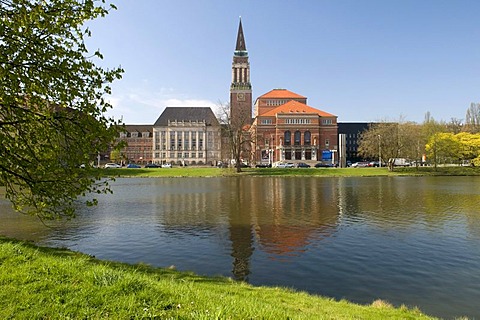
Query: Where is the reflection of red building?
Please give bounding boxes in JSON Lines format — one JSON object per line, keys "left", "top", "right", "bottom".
{"left": 254, "top": 225, "right": 311, "bottom": 257}
{"left": 251, "top": 89, "right": 338, "bottom": 165}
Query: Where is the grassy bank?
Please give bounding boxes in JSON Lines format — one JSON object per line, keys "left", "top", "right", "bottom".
{"left": 0, "top": 237, "right": 434, "bottom": 319}
{"left": 100, "top": 165, "right": 480, "bottom": 178}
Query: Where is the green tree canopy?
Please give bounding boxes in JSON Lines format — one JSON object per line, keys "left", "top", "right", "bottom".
{"left": 425, "top": 132, "right": 462, "bottom": 165}
{"left": 1, "top": 0, "right": 123, "bottom": 219}
{"left": 358, "top": 119, "right": 424, "bottom": 170}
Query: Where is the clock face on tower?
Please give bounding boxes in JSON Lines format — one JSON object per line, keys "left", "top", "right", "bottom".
{"left": 237, "top": 93, "right": 245, "bottom": 101}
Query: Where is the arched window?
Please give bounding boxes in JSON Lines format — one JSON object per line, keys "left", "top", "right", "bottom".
{"left": 304, "top": 131, "right": 311, "bottom": 145}
{"left": 284, "top": 131, "right": 291, "bottom": 146}
{"left": 294, "top": 130, "right": 301, "bottom": 145}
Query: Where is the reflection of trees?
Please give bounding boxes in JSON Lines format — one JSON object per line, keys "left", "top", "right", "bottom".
{"left": 338, "top": 177, "right": 480, "bottom": 234}
{"left": 153, "top": 176, "right": 480, "bottom": 281}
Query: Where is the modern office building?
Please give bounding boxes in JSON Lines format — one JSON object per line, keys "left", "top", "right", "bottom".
{"left": 337, "top": 122, "right": 371, "bottom": 162}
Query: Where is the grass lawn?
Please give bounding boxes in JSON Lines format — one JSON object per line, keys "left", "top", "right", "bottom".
{"left": 100, "top": 165, "right": 480, "bottom": 178}
{"left": 0, "top": 237, "right": 435, "bottom": 319}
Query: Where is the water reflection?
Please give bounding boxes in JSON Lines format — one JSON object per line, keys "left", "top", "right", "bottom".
{"left": 143, "top": 177, "right": 341, "bottom": 281}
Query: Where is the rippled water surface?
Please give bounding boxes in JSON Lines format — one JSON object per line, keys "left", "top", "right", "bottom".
{"left": 2, "top": 176, "right": 480, "bottom": 319}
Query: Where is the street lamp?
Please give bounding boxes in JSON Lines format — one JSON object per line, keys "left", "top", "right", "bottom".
{"left": 378, "top": 135, "right": 382, "bottom": 167}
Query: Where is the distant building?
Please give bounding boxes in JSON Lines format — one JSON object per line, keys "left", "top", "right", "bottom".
{"left": 117, "top": 125, "right": 153, "bottom": 164}
{"left": 152, "top": 107, "right": 222, "bottom": 165}
{"left": 337, "top": 122, "right": 371, "bottom": 162}
{"left": 252, "top": 89, "right": 338, "bottom": 164}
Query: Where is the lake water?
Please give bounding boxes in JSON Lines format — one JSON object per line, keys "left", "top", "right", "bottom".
{"left": 1, "top": 176, "right": 480, "bottom": 319}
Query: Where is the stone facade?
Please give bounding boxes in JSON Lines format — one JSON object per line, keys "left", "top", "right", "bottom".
{"left": 152, "top": 107, "right": 222, "bottom": 165}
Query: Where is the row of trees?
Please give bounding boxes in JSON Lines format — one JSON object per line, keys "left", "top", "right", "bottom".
{"left": 358, "top": 105, "right": 480, "bottom": 170}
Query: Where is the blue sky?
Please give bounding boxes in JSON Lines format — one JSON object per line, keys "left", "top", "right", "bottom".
{"left": 86, "top": 0, "right": 480, "bottom": 124}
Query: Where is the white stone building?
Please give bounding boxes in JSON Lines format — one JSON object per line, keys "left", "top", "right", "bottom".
{"left": 152, "top": 107, "right": 222, "bottom": 165}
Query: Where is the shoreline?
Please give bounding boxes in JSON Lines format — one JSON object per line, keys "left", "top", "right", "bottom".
{"left": 0, "top": 237, "right": 435, "bottom": 319}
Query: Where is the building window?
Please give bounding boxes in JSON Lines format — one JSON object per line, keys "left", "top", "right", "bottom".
{"left": 170, "top": 132, "right": 175, "bottom": 150}
{"left": 177, "top": 131, "right": 182, "bottom": 150}
{"left": 207, "top": 131, "right": 213, "bottom": 149}
{"left": 261, "top": 119, "right": 272, "bottom": 125}
{"left": 325, "top": 139, "right": 330, "bottom": 147}
{"left": 286, "top": 118, "right": 311, "bottom": 124}
{"left": 284, "top": 131, "right": 291, "bottom": 146}
{"left": 192, "top": 131, "right": 197, "bottom": 150}
{"left": 304, "top": 131, "right": 311, "bottom": 145}
{"left": 184, "top": 132, "right": 189, "bottom": 150}
{"left": 294, "top": 130, "right": 301, "bottom": 146}
{"left": 322, "top": 119, "right": 333, "bottom": 125}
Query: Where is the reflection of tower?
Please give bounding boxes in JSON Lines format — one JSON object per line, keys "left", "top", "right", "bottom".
{"left": 228, "top": 179, "right": 254, "bottom": 281}
{"left": 230, "top": 17, "right": 252, "bottom": 128}
{"left": 229, "top": 220, "right": 254, "bottom": 281}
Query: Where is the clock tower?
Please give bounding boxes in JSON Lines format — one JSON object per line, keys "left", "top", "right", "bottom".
{"left": 230, "top": 17, "right": 252, "bottom": 127}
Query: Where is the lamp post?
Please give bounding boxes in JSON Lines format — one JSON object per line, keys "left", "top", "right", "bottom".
{"left": 378, "top": 135, "right": 382, "bottom": 167}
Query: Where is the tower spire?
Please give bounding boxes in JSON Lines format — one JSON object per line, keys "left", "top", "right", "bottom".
{"left": 235, "top": 17, "right": 247, "bottom": 56}
{"left": 230, "top": 17, "right": 252, "bottom": 127}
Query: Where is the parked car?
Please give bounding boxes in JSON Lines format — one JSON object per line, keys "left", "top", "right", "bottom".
{"left": 104, "top": 163, "right": 121, "bottom": 169}
{"left": 389, "top": 158, "right": 411, "bottom": 167}
{"left": 145, "top": 163, "right": 160, "bottom": 168}
{"left": 274, "top": 162, "right": 294, "bottom": 168}
{"left": 217, "top": 161, "right": 228, "bottom": 168}
{"left": 273, "top": 162, "right": 286, "bottom": 168}
{"left": 368, "top": 161, "right": 380, "bottom": 167}
{"left": 314, "top": 162, "right": 333, "bottom": 168}
{"left": 255, "top": 163, "right": 271, "bottom": 168}
{"left": 161, "top": 163, "right": 172, "bottom": 168}
{"left": 351, "top": 161, "right": 369, "bottom": 168}
{"left": 296, "top": 162, "right": 311, "bottom": 168}
{"left": 126, "top": 163, "right": 141, "bottom": 168}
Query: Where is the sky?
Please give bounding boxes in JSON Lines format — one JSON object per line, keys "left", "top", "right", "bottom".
{"left": 85, "top": 0, "right": 480, "bottom": 124}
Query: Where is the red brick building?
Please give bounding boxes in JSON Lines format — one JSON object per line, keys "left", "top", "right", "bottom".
{"left": 117, "top": 125, "right": 153, "bottom": 164}
{"left": 251, "top": 89, "right": 338, "bottom": 165}
{"left": 230, "top": 18, "right": 252, "bottom": 129}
